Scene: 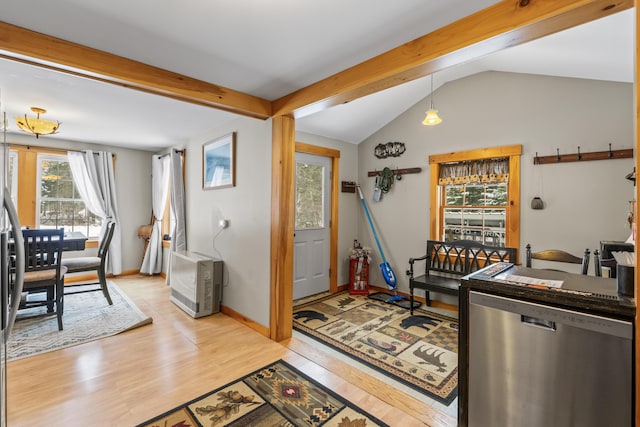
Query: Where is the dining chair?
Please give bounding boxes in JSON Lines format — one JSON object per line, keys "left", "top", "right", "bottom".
{"left": 19, "top": 228, "right": 67, "bottom": 330}
{"left": 525, "top": 244, "right": 590, "bottom": 275}
{"left": 62, "top": 221, "right": 115, "bottom": 305}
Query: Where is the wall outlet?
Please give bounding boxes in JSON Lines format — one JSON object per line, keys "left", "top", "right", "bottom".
{"left": 219, "top": 219, "right": 229, "bottom": 229}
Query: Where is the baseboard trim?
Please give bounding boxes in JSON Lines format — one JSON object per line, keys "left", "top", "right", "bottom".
{"left": 221, "top": 305, "right": 270, "bottom": 337}
{"left": 65, "top": 269, "right": 142, "bottom": 284}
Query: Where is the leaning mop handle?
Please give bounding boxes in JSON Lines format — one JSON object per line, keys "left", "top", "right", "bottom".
{"left": 356, "top": 185, "right": 388, "bottom": 265}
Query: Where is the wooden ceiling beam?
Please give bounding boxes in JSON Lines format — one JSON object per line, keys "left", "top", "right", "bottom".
{"left": 0, "top": 21, "right": 272, "bottom": 120}
{"left": 272, "top": 0, "right": 633, "bottom": 118}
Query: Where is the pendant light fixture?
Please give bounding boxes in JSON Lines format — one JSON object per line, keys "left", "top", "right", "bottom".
{"left": 422, "top": 73, "right": 442, "bottom": 126}
{"left": 15, "top": 107, "right": 61, "bottom": 138}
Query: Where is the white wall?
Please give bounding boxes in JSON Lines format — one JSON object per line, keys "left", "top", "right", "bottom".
{"left": 183, "top": 116, "right": 272, "bottom": 327}
{"left": 296, "top": 131, "right": 360, "bottom": 286}
{"left": 172, "top": 126, "right": 359, "bottom": 328}
{"left": 6, "top": 133, "right": 152, "bottom": 272}
{"left": 357, "top": 71, "right": 634, "bottom": 299}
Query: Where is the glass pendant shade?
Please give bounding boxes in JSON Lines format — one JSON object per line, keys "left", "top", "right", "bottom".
{"left": 15, "top": 107, "right": 60, "bottom": 138}
{"left": 422, "top": 106, "right": 442, "bottom": 126}
{"left": 422, "top": 74, "right": 442, "bottom": 126}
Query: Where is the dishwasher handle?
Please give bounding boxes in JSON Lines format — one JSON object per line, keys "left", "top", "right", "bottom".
{"left": 521, "top": 315, "right": 556, "bottom": 331}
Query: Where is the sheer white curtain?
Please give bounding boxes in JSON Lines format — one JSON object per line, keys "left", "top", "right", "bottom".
{"left": 140, "top": 155, "right": 170, "bottom": 275}
{"left": 165, "top": 149, "right": 187, "bottom": 284}
{"left": 67, "top": 150, "right": 123, "bottom": 274}
{"left": 169, "top": 149, "right": 187, "bottom": 251}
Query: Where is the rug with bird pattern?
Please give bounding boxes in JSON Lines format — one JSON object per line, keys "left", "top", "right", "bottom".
{"left": 293, "top": 292, "right": 458, "bottom": 406}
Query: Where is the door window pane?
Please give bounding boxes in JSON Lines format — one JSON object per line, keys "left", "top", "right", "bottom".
{"left": 295, "top": 162, "right": 324, "bottom": 230}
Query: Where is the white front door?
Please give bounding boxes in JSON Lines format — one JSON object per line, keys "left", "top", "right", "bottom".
{"left": 293, "top": 152, "right": 331, "bottom": 300}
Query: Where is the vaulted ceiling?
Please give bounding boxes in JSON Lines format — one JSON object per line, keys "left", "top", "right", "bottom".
{"left": 0, "top": 1, "right": 634, "bottom": 151}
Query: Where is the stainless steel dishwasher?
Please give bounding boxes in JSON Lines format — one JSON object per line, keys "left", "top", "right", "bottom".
{"left": 468, "top": 291, "right": 633, "bottom": 427}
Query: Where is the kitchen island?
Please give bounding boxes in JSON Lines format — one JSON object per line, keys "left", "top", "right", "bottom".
{"left": 458, "top": 265, "right": 635, "bottom": 427}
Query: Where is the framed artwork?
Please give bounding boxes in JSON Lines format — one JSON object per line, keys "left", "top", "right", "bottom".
{"left": 203, "top": 132, "right": 236, "bottom": 190}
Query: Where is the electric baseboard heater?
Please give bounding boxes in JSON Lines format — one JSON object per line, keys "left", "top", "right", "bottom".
{"left": 169, "top": 251, "right": 223, "bottom": 318}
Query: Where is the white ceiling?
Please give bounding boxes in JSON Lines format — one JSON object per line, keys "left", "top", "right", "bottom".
{"left": 0, "top": 2, "right": 634, "bottom": 151}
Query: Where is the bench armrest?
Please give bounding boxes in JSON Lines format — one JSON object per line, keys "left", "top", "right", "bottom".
{"left": 406, "top": 254, "right": 428, "bottom": 278}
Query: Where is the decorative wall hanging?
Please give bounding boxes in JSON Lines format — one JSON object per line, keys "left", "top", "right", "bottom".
{"left": 374, "top": 141, "right": 406, "bottom": 158}
{"left": 202, "top": 132, "right": 236, "bottom": 190}
{"left": 341, "top": 181, "right": 357, "bottom": 193}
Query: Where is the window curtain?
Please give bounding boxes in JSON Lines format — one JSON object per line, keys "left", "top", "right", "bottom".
{"left": 165, "top": 149, "right": 187, "bottom": 284}
{"left": 169, "top": 149, "right": 187, "bottom": 252}
{"left": 140, "top": 155, "right": 171, "bottom": 275}
{"left": 438, "top": 158, "right": 509, "bottom": 185}
{"left": 67, "top": 150, "right": 123, "bottom": 274}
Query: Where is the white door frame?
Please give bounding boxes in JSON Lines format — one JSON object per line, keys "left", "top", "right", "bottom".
{"left": 295, "top": 142, "right": 339, "bottom": 294}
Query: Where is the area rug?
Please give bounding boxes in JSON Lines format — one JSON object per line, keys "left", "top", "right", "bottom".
{"left": 137, "top": 359, "right": 389, "bottom": 427}
{"left": 7, "top": 282, "right": 152, "bottom": 361}
{"left": 293, "top": 292, "right": 458, "bottom": 406}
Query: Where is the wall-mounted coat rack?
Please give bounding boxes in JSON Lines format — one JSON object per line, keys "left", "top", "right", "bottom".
{"left": 367, "top": 167, "right": 422, "bottom": 177}
{"left": 534, "top": 144, "right": 633, "bottom": 165}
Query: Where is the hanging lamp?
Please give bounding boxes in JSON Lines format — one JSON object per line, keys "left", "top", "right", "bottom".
{"left": 422, "top": 74, "right": 442, "bottom": 126}
{"left": 15, "top": 107, "right": 61, "bottom": 138}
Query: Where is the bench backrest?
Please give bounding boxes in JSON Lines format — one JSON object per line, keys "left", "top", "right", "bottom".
{"left": 426, "top": 239, "right": 516, "bottom": 276}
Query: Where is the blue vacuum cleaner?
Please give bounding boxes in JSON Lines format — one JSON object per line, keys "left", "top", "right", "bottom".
{"left": 356, "top": 185, "right": 404, "bottom": 302}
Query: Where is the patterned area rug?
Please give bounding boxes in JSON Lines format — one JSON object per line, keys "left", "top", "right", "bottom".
{"left": 137, "top": 359, "right": 388, "bottom": 427}
{"left": 8, "top": 282, "right": 152, "bottom": 361}
{"left": 293, "top": 293, "right": 458, "bottom": 405}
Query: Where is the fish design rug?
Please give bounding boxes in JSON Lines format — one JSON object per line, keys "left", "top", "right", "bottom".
{"left": 293, "top": 292, "right": 458, "bottom": 405}
{"left": 137, "top": 359, "right": 389, "bottom": 427}
{"left": 7, "top": 282, "right": 152, "bottom": 361}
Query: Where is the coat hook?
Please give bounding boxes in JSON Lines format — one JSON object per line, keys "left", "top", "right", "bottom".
{"left": 396, "top": 168, "right": 402, "bottom": 180}
{"left": 556, "top": 148, "right": 560, "bottom": 161}
{"left": 608, "top": 143, "right": 613, "bottom": 158}
{"left": 577, "top": 146, "right": 581, "bottom": 160}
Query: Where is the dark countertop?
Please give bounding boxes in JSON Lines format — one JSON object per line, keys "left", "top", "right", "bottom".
{"left": 460, "top": 264, "right": 635, "bottom": 320}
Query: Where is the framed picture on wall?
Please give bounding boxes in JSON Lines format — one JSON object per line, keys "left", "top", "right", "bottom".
{"left": 203, "top": 132, "right": 236, "bottom": 190}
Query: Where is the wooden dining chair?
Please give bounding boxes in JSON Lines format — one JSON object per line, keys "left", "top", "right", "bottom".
{"left": 62, "top": 221, "right": 116, "bottom": 305}
{"left": 525, "top": 244, "right": 590, "bottom": 275}
{"left": 19, "top": 228, "right": 67, "bottom": 330}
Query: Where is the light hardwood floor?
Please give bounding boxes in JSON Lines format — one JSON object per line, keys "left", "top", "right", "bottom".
{"left": 6, "top": 275, "right": 456, "bottom": 426}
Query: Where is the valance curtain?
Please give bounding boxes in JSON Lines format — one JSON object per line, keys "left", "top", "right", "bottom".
{"left": 140, "top": 155, "right": 170, "bottom": 275}
{"left": 438, "top": 158, "right": 509, "bottom": 185}
{"left": 67, "top": 150, "right": 123, "bottom": 274}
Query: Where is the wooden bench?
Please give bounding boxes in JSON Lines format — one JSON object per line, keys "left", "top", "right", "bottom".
{"left": 407, "top": 240, "right": 517, "bottom": 314}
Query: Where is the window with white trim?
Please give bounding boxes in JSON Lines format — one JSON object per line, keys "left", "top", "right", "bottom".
{"left": 37, "top": 154, "right": 101, "bottom": 238}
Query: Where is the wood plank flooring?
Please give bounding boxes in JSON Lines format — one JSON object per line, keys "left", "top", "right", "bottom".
{"left": 6, "top": 275, "right": 456, "bottom": 426}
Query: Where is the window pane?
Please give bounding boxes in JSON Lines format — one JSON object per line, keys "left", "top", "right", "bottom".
{"left": 464, "top": 185, "right": 484, "bottom": 206}
{"left": 485, "top": 183, "right": 508, "bottom": 206}
{"left": 441, "top": 182, "right": 508, "bottom": 246}
{"left": 445, "top": 186, "right": 464, "bottom": 205}
{"left": 483, "top": 209, "right": 506, "bottom": 246}
{"left": 38, "top": 155, "right": 101, "bottom": 238}
{"left": 295, "top": 162, "right": 324, "bottom": 230}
